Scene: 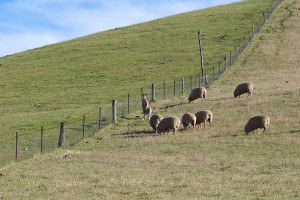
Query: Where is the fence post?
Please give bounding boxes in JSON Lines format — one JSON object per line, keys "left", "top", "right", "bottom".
{"left": 58, "top": 122, "right": 65, "bottom": 148}
{"left": 205, "top": 71, "right": 208, "bottom": 88}
{"left": 213, "top": 66, "right": 215, "bottom": 81}
{"left": 225, "top": 57, "right": 227, "bottom": 71}
{"left": 190, "top": 75, "right": 192, "bottom": 91}
{"left": 219, "top": 62, "right": 221, "bottom": 75}
{"left": 173, "top": 78, "right": 176, "bottom": 96}
{"left": 82, "top": 115, "right": 85, "bottom": 139}
{"left": 198, "top": 29, "right": 204, "bottom": 82}
{"left": 41, "top": 126, "right": 43, "bottom": 154}
{"left": 112, "top": 100, "right": 117, "bottom": 123}
{"left": 181, "top": 77, "right": 184, "bottom": 94}
{"left": 99, "top": 107, "right": 101, "bottom": 130}
{"left": 164, "top": 81, "right": 166, "bottom": 100}
{"left": 16, "top": 132, "right": 18, "bottom": 162}
{"left": 151, "top": 83, "right": 155, "bottom": 102}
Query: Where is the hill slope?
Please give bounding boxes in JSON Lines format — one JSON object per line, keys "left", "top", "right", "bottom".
{"left": 0, "top": 0, "right": 299, "bottom": 199}
{"left": 0, "top": 0, "right": 275, "bottom": 166}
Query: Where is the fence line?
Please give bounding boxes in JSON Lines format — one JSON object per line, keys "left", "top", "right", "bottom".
{"left": 2, "top": 0, "right": 284, "bottom": 166}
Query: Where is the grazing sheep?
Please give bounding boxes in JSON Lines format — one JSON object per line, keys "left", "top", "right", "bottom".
{"left": 234, "top": 82, "right": 254, "bottom": 98}
{"left": 150, "top": 114, "right": 163, "bottom": 133}
{"left": 244, "top": 115, "right": 270, "bottom": 135}
{"left": 157, "top": 117, "right": 181, "bottom": 135}
{"left": 195, "top": 110, "right": 213, "bottom": 129}
{"left": 142, "top": 93, "right": 152, "bottom": 120}
{"left": 188, "top": 87, "right": 207, "bottom": 103}
{"left": 182, "top": 112, "right": 196, "bottom": 130}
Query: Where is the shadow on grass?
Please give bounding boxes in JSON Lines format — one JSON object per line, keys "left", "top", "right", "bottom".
{"left": 112, "top": 130, "right": 159, "bottom": 138}
{"left": 290, "top": 130, "right": 300, "bottom": 134}
{"left": 160, "top": 102, "right": 187, "bottom": 110}
{"left": 208, "top": 134, "right": 240, "bottom": 138}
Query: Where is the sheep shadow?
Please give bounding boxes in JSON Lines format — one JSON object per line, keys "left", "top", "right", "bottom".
{"left": 112, "top": 130, "right": 159, "bottom": 138}
{"left": 208, "top": 134, "right": 239, "bottom": 139}
{"left": 290, "top": 130, "right": 300, "bottom": 134}
{"left": 160, "top": 102, "right": 187, "bottom": 110}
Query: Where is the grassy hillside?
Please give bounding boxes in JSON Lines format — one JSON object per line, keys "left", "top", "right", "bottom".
{"left": 0, "top": 0, "right": 299, "bottom": 199}
{"left": 0, "top": 0, "right": 274, "bottom": 166}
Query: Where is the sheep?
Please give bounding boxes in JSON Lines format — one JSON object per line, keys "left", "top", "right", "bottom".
{"left": 234, "top": 82, "right": 254, "bottom": 98}
{"left": 188, "top": 87, "right": 207, "bottom": 103}
{"left": 150, "top": 114, "right": 163, "bottom": 133}
{"left": 157, "top": 116, "right": 181, "bottom": 135}
{"left": 141, "top": 93, "right": 152, "bottom": 120}
{"left": 195, "top": 110, "right": 213, "bottom": 129}
{"left": 181, "top": 112, "right": 196, "bottom": 130}
{"left": 244, "top": 115, "right": 270, "bottom": 135}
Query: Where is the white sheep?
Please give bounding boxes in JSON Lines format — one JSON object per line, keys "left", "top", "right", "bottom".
{"left": 244, "top": 115, "right": 270, "bottom": 135}
{"left": 188, "top": 87, "right": 207, "bottom": 103}
{"left": 141, "top": 93, "right": 152, "bottom": 120}
{"left": 181, "top": 112, "right": 196, "bottom": 130}
{"left": 157, "top": 116, "right": 181, "bottom": 135}
{"left": 150, "top": 114, "right": 163, "bottom": 133}
{"left": 234, "top": 82, "right": 254, "bottom": 98}
{"left": 195, "top": 110, "right": 213, "bottom": 129}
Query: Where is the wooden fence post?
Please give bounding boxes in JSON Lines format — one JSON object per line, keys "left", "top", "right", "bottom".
{"left": 181, "top": 77, "right": 184, "bottom": 94}
{"left": 16, "top": 132, "right": 18, "bottom": 162}
{"left": 41, "top": 126, "right": 43, "bottom": 154}
{"left": 205, "top": 71, "right": 208, "bottom": 88}
{"left": 58, "top": 122, "right": 65, "bottom": 148}
{"left": 198, "top": 29, "right": 204, "bottom": 82}
{"left": 151, "top": 83, "right": 155, "bottom": 102}
{"left": 112, "top": 100, "right": 117, "bottom": 123}
{"left": 164, "top": 81, "right": 166, "bottom": 100}
{"left": 99, "top": 107, "right": 102, "bottom": 130}
{"left": 82, "top": 115, "right": 85, "bottom": 139}
{"left": 173, "top": 78, "right": 176, "bottom": 96}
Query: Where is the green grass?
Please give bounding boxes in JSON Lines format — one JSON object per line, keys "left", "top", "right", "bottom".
{"left": 0, "top": 0, "right": 276, "bottom": 167}
{"left": 0, "top": 0, "right": 300, "bottom": 198}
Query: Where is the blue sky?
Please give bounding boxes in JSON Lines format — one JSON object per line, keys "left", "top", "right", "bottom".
{"left": 0, "top": 0, "right": 242, "bottom": 57}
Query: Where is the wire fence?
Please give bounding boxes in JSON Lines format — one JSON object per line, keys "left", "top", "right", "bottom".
{"left": 0, "top": 0, "right": 284, "bottom": 167}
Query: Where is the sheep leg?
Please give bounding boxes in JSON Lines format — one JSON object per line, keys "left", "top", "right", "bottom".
{"left": 174, "top": 129, "right": 177, "bottom": 135}
{"left": 204, "top": 121, "right": 206, "bottom": 129}
{"left": 252, "top": 130, "right": 255, "bottom": 134}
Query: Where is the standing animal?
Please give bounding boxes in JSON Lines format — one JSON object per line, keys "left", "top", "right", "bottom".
{"left": 234, "top": 82, "right": 254, "bottom": 98}
{"left": 244, "top": 115, "right": 270, "bottom": 135}
{"left": 195, "top": 110, "right": 213, "bottom": 129}
{"left": 188, "top": 87, "right": 207, "bottom": 103}
{"left": 150, "top": 114, "right": 163, "bottom": 133}
{"left": 181, "top": 112, "right": 196, "bottom": 130}
{"left": 141, "top": 93, "right": 152, "bottom": 120}
{"left": 157, "top": 116, "right": 181, "bottom": 135}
